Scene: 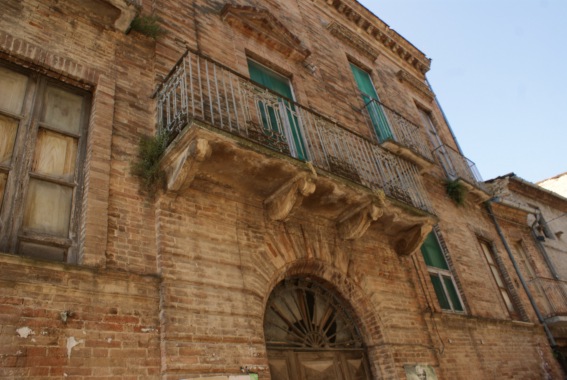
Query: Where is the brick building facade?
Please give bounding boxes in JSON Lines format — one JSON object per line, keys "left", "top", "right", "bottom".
{"left": 0, "top": 0, "right": 564, "bottom": 379}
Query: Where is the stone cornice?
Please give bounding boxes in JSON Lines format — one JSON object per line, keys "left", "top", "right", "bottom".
{"left": 396, "top": 70, "right": 434, "bottom": 100}
{"left": 321, "top": 0, "right": 431, "bottom": 75}
{"left": 327, "top": 21, "right": 379, "bottom": 61}
{"left": 220, "top": 4, "right": 311, "bottom": 61}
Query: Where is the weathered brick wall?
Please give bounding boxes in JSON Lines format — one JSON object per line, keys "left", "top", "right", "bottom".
{"left": 155, "top": 180, "right": 440, "bottom": 379}
{"left": 0, "top": 254, "right": 160, "bottom": 379}
{"left": 152, "top": 172, "right": 563, "bottom": 379}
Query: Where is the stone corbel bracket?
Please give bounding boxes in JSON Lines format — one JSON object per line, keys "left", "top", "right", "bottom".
{"left": 392, "top": 220, "right": 434, "bottom": 256}
{"left": 104, "top": 0, "right": 139, "bottom": 32}
{"left": 337, "top": 193, "right": 385, "bottom": 240}
{"left": 264, "top": 172, "right": 317, "bottom": 221}
{"left": 164, "top": 138, "right": 212, "bottom": 192}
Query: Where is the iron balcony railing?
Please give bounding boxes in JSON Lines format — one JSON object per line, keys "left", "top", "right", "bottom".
{"left": 156, "top": 49, "right": 434, "bottom": 214}
{"left": 360, "top": 98, "right": 434, "bottom": 162}
{"left": 531, "top": 277, "right": 567, "bottom": 319}
{"left": 433, "top": 144, "right": 483, "bottom": 186}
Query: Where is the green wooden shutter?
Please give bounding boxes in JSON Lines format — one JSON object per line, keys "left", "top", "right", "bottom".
{"left": 349, "top": 64, "right": 393, "bottom": 142}
{"left": 420, "top": 232, "right": 449, "bottom": 270}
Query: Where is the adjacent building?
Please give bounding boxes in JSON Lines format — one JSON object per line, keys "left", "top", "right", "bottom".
{"left": 488, "top": 173, "right": 567, "bottom": 360}
{"left": 0, "top": 0, "right": 564, "bottom": 379}
{"left": 539, "top": 172, "right": 567, "bottom": 199}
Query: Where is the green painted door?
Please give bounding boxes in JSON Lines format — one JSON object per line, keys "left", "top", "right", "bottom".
{"left": 350, "top": 63, "right": 393, "bottom": 142}
{"left": 248, "top": 61, "right": 307, "bottom": 160}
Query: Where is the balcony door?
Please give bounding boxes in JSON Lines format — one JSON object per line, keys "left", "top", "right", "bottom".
{"left": 248, "top": 60, "right": 307, "bottom": 160}
{"left": 350, "top": 63, "right": 393, "bottom": 142}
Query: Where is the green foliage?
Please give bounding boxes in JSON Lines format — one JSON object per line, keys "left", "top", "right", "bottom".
{"left": 131, "top": 133, "right": 167, "bottom": 197}
{"left": 129, "top": 14, "right": 167, "bottom": 40}
{"left": 445, "top": 178, "right": 468, "bottom": 207}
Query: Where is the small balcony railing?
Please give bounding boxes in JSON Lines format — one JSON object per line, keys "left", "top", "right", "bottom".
{"left": 531, "top": 277, "right": 567, "bottom": 319}
{"left": 156, "top": 49, "right": 434, "bottom": 214}
{"left": 361, "top": 98, "right": 434, "bottom": 162}
{"left": 433, "top": 144, "right": 483, "bottom": 186}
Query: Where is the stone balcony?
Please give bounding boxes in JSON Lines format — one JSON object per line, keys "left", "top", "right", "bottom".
{"left": 155, "top": 49, "right": 437, "bottom": 253}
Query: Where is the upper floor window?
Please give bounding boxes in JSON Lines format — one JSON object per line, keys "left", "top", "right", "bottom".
{"left": 349, "top": 63, "right": 393, "bottom": 142}
{"left": 420, "top": 229, "right": 464, "bottom": 312}
{"left": 0, "top": 63, "right": 90, "bottom": 263}
{"left": 478, "top": 239, "right": 519, "bottom": 319}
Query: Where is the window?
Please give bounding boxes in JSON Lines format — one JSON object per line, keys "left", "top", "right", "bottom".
{"left": 478, "top": 239, "right": 519, "bottom": 319}
{"left": 349, "top": 63, "right": 393, "bottom": 142}
{"left": 0, "top": 63, "right": 90, "bottom": 263}
{"left": 420, "top": 230, "right": 464, "bottom": 312}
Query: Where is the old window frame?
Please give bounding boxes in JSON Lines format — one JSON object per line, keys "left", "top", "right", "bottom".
{"left": 0, "top": 61, "right": 90, "bottom": 263}
{"left": 478, "top": 238, "right": 520, "bottom": 319}
{"left": 420, "top": 227, "right": 465, "bottom": 313}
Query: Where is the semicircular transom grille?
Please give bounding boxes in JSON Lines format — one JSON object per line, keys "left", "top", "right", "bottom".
{"left": 264, "top": 278, "right": 364, "bottom": 350}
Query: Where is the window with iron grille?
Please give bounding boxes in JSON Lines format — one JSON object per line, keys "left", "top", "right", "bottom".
{"left": 0, "top": 62, "right": 90, "bottom": 263}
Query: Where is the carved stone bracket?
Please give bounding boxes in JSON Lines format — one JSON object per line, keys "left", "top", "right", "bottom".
{"left": 337, "top": 195, "right": 385, "bottom": 240}
{"left": 392, "top": 221, "right": 434, "bottom": 256}
{"left": 103, "top": 0, "right": 138, "bottom": 32}
{"left": 165, "top": 138, "right": 212, "bottom": 192}
{"left": 264, "top": 173, "right": 317, "bottom": 221}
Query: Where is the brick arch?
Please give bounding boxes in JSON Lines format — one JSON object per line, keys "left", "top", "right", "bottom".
{"left": 264, "top": 259, "right": 383, "bottom": 347}
{"left": 261, "top": 258, "right": 393, "bottom": 379}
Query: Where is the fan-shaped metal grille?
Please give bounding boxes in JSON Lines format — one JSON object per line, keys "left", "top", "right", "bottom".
{"left": 264, "top": 278, "right": 364, "bottom": 350}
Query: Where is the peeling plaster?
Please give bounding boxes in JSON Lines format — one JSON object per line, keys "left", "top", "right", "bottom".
{"left": 16, "top": 327, "right": 34, "bottom": 338}
{"left": 66, "top": 336, "right": 84, "bottom": 358}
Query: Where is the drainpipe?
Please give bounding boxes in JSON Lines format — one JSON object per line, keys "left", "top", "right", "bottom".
{"left": 485, "top": 201, "right": 567, "bottom": 372}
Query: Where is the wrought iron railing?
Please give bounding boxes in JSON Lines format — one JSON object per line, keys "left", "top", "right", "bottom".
{"left": 531, "top": 277, "right": 567, "bottom": 319}
{"left": 433, "top": 144, "right": 483, "bottom": 186}
{"left": 156, "top": 49, "right": 434, "bottom": 214}
{"left": 361, "top": 99, "right": 434, "bottom": 162}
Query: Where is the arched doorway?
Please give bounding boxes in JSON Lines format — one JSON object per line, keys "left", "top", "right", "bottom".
{"left": 264, "top": 277, "right": 371, "bottom": 380}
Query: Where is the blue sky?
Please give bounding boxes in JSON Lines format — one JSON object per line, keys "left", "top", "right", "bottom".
{"left": 357, "top": 0, "right": 567, "bottom": 183}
